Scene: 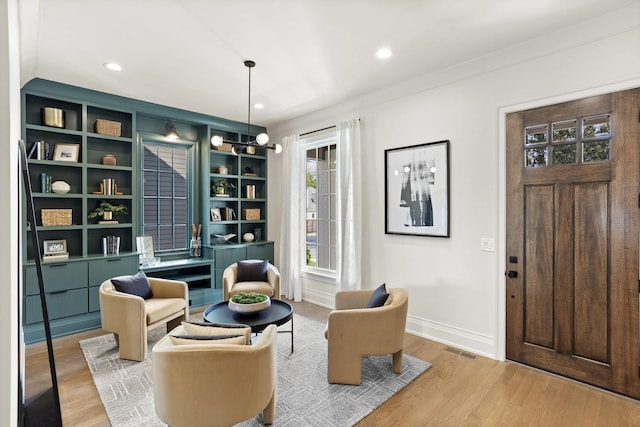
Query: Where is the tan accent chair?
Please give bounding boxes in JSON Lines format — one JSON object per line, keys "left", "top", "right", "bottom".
{"left": 99, "top": 277, "right": 189, "bottom": 361}
{"left": 223, "top": 261, "right": 280, "bottom": 301}
{"left": 152, "top": 324, "right": 278, "bottom": 427}
{"left": 324, "top": 288, "right": 408, "bottom": 385}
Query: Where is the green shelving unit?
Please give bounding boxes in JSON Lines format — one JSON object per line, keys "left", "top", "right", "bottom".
{"left": 20, "top": 78, "right": 275, "bottom": 343}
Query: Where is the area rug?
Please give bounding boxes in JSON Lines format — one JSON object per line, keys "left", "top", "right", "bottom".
{"left": 80, "top": 313, "right": 431, "bottom": 426}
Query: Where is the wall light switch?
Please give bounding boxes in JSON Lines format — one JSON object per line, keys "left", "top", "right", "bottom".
{"left": 481, "top": 238, "right": 495, "bottom": 252}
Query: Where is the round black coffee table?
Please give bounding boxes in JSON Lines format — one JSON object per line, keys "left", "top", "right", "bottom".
{"left": 203, "top": 299, "right": 294, "bottom": 353}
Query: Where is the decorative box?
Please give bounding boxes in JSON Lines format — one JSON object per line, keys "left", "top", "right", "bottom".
{"left": 41, "top": 107, "right": 64, "bottom": 128}
{"left": 241, "top": 208, "right": 261, "bottom": 220}
{"left": 214, "top": 143, "right": 233, "bottom": 152}
{"left": 94, "top": 119, "right": 122, "bottom": 136}
{"left": 41, "top": 209, "right": 72, "bottom": 226}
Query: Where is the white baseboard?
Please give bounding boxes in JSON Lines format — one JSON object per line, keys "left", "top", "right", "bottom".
{"left": 406, "top": 315, "right": 496, "bottom": 360}
{"left": 302, "top": 287, "right": 335, "bottom": 309}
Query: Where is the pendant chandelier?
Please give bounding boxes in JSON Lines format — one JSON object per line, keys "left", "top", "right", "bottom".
{"left": 210, "top": 60, "right": 282, "bottom": 155}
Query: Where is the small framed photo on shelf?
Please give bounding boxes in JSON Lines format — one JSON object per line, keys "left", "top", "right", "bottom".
{"left": 53, "top": 143, "right": 79, "bottom": 162}
{"left": 136, "top": 235, "right": 158, "bottom": 266}
{"left": 43, "top": 239, "right": 69, "bottom": 260}
{"left": 210, "top": 208, "right": 222, "bottom": 221}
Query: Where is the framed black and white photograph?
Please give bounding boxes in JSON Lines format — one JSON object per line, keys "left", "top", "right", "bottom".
{"left": 385, "top": 140, "right": 450, "bottom": 237}
{"left": 53, "top": 143, "right": 79, "bottom": 162}
{"left": 210, "top": 208, "right": 221, "bottom": 221}
{"left": 43, "top": 239, "right": 67, "bottom": 255}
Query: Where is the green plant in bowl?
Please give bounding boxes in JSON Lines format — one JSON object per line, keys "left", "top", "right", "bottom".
{"left": 231, "top": 292, "right": 268, "bottom": 304}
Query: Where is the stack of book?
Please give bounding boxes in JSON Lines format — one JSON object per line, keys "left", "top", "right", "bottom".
{"left": 27, "top": 140, "right": 52, "bottom": 160}
{"left": 246, "top": 184, "right": 256, "bottom": 199}
{"left": 102, "top": 178, "right": 116, "bottom": 195}
{"left": 102, "top": 235, "right": 121, "bottom": 255}
{"left": 220, "top": 207, "right": 236, "bottom": 220}
{"left": 39, "top": 173, "right": 53, "bottom": 193}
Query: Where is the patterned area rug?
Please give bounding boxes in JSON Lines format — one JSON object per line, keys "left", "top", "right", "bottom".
{"left": 80, "top": 312, "right": 431, "bottom": 426}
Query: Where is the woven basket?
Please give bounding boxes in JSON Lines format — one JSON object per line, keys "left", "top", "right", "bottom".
{"left": 213, "top": 142, "right": 233, "bottom": 152}
{"left": 242, "top": 208, "right": 261, "bottom": 220}
{"left": 94, "top": 119, "right": 122, "bottom": 137}
{"left": 41, "top": 209, "right": 72, "bottom": 226}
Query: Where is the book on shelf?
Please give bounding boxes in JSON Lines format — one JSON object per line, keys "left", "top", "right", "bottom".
{"left": 31, "top": 140, "right": 52, "bottom": 160}
{"left": 27, "top": 141, "right": 38, "bottom": 159}
{"left": 102, "top": 235, "right": 121, "bottom": 255}
{"left": 220, "top": 207, "right": 236, "bottom": 220}
{"left": 214, "top": 233, "right": 236, "bottom": 242}
{"left": 99, "top": 220, "right": 119, "bottom": 224}
{"left": 39, "top": 173, "right": 52, "bottom": 193}
{"left": 29, "top": 140, "right": 53, "bottom": 160}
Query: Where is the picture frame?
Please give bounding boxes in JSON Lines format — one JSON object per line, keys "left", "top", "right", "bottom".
{"left": 385, "top": 140, "right": 450, "bottom": 238}
{"left": 136, "top": 235, "right": 156, "bottom": 265}
{"left": 53, "top": 143, "right": 79, "bottom": 162}
{"left": 210, "top": 208, "right": 221, "bottom": 221}
{"left": 43, "top": 239, "right": 67, "bottom": 256}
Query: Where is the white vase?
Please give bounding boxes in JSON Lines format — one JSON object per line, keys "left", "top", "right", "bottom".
{"left": 242, "top": 232, "right": 255, "bottom": 242}
{"left": 51, "top": 180, "right": 70, "bottom": 194}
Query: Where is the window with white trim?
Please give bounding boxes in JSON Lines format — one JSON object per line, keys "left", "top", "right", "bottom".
{"left": 303, "top": 133, "right": 337, "bottom": 275}
{"left": 141, "top": 139, "right": 193, "bottom": 252}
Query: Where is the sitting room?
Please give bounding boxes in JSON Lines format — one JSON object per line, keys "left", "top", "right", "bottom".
{"left": 2, "top": 1, "right": 640, "bottom": 426}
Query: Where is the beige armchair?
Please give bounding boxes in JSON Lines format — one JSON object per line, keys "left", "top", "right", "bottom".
{"left": 325, "top": 287, "right": 408, "bottom": 385}
{"left": 99, "top": 276, "right": 189, "bottom": 361}
{"left": 152, "top": 324, "right": 278, "bottom": 427}
{"left": 223, "top": 260, "right": 280, "bottom": 301}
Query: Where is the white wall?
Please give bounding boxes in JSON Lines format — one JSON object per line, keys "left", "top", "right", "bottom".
{"left": 268, "top": 4, "right": 640, "bottom": 359}
{"left": 0, "top": 0, "right": 21, "bottom": 425}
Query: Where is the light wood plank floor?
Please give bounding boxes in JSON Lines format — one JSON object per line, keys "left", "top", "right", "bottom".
{"left": 25, "top": 301, "right": 640, "bottom": 426}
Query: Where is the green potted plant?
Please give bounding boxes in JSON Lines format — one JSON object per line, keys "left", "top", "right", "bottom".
{"left": 212, "top": 179, "right": 236, "bottom": 196}
{"left": 88, "top": 200, "right": 128, "bottom": 222}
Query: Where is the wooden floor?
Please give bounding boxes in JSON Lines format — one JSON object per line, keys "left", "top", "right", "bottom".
{"left": 25, "top": 301, "right": 640, "bottom": 426}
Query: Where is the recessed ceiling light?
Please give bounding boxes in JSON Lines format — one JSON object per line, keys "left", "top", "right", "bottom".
{"left": 376, "top": 48, "right": 392, "bottom": 60}
{"left": 254, "top": 103, "right": 264, "bottom": 109}
{"left": 104, "top": 62, "right": 122, "bottom": 71}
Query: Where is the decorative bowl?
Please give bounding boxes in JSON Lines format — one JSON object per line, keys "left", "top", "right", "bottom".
{"left": 228, "top": 293, "right": 271, "bottom": 313}
{"left": 51, "top": 181, "right": 71, "bottom": 194}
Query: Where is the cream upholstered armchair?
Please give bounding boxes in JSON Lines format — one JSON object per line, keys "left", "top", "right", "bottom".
{"left": 324, "top": 286, "right": 408, "bottom": 385}
{"left": 223, "top": 259, "right": 280, "bottom": 301}
{"left": 152, "top": 323, "right": 278, "bottom": 427}
{"left": 99, "top": 272, "right": 189, "bottom": 361}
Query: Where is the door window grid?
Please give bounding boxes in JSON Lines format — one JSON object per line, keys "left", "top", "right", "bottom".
{"left": 524, "top": 114, "right": 611, "bottom": 167}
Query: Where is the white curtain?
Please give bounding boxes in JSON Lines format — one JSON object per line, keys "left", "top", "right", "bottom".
{"left": 279, "top": 134, "right": 304, "bottom": 301}
{"left": 336, "top": 119, "right": 362, "bottom": 291}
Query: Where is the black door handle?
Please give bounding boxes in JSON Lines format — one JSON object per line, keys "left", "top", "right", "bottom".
{"left": 506, "top": 271, "right": 518, "bottom": 278}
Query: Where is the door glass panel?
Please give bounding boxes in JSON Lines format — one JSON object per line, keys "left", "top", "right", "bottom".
{"left": 583, "top": 114, "right": 611, "bottom": 139}
{"left": 525, "top": 147, "right": 547, "bottom": 167}
{"left": 583, "top": 140, "right": 611, "bottom": 163}
{"left": 525, "top": 124, "right": 548, "bottom": 145}
{"left": 552, "top": 143, "right": 577, "bottom": 165}
{"left": 525, "top": 114, "right": 611, "bottom": 168}
{"left": 552, "top": 119, "right": 577, "bottom": 142}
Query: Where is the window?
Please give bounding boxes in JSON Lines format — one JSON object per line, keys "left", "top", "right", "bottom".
{"left": 303, "top": 134, "right": 337, "bottom": 275}
{"left": 142, "top": 139, "right": 193, "bottom": 252}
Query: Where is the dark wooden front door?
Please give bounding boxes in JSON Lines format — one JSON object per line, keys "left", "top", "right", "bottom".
{"left": 506, "top": 89, "right": 640, "bottom": 398}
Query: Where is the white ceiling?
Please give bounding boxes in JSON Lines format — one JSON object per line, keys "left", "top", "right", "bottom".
{"left": 17, "top": 0, "right": 639, "bottom": 127}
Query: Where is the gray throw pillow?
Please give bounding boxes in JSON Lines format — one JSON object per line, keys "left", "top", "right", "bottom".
{"left": 367, "top": 283, "right": 389, "bottom": 308}
{"left": 111, "top": 271, "right": 153, "bottom": 299}
{"left": 237, "top": 260, "right": 269, "bottom": 282}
